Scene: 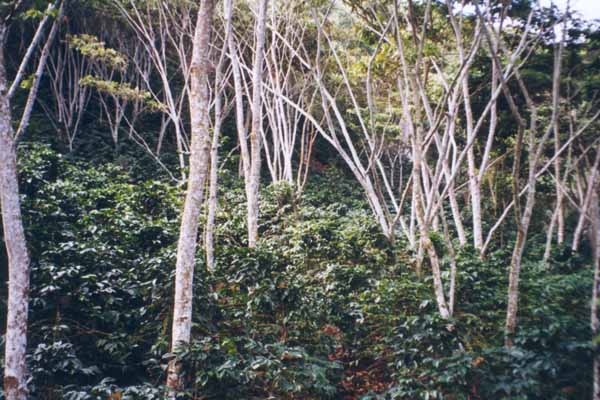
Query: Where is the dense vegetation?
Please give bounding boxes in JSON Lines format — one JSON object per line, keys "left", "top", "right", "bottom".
{"left": 0, "top": 0, "right": 599, "bottom": 399}
{"left": 0, "top": 143, "right": 593, "bottom": 399}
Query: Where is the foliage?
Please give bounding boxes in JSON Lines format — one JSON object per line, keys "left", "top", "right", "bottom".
{"left": 67, "top": 34, "right": 128, "bottom": 70}
{"left": 0, "top": 145, "right": 594, "bottom": 399}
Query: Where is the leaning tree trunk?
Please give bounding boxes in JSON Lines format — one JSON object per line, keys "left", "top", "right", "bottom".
{"left": 572, "top": 149, "right": 600, "bottom": 252}
{"left": 15, "top": 1, "right": 63, "bottom": 138}
{"left": 412, "top": 125, "right": 450, "bottom": 319}
{"left": 247, "top": 0, "right": 268, "bottom": 247}
{"left": 1, "top": 24, "right": 31, "bottom": 400}
{"left": 167, "top": 0, "right": 215, "bottom": 394}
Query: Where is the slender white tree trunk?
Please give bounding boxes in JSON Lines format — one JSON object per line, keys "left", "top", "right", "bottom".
{"left": 554, "top": 125, "right": 565, "bottom": 245}
{"left": 441, "top": 207, "right": 457, "bottom": 316}
{"left": 412, "top": 125, "right": 450, "bottom": 318}
{"left": 1, "top": 20, "right": 30, "bottom": 398}
{"left": 205, "top": 99, "right": 221, "bottom": 271}
{"left": 0, "top": 131, "right": 30, "bottom": 400}
{"left": 572, "top": 149, "right": 600, "bottom": 252}
{"left": 543, "top": 203, "right": 559, "bottom": 267}
{"left": 485, "top": 2, "right": 565, "bottom": 343}
{"left": 8, "top": 1, "right": 59, "bottom": 99}
{"left": 167, "top": 0, "right": 214, "bottom": 393}
{"left": 505, "top": 211, "right": 529, "bottom": 345}
{"left": 16, "top": 1, "right": 64, "bottom": 139}
{"left": 247, "top": 0, "right": 268, "bottom": 247}
{"left": 205, "top": 0, "right": 233, "bottom": 271}
{"left": 590, "top": 191, "right": 600, "bottom": 400}
{"left": 462, "top": 77, "right": 484, "bottom": 250}
{"left": 447, "top": 179, "right": 467, "bottom": 246}
{"left": 227, "top": 13, "right": 250, "bottom": 185}
{"left": 1, "top": 7, "right": 60, "bottom": 394}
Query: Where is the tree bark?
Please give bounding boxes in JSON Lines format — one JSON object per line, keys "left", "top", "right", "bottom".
{"left": 15, "top": 1, "right": 64, "bottom": 139}
{"left": 462, "top": 70, "right": 483, "bottom": 250}
{"left": 0, "top": 136, "right": 30, "bottom": 400}
{"left": 205, "top": 0, "right": 233, "bottom": 271}
{"left": 204, "top": 88, "right": 221, "bottom": 271}
{"left": 590, "top": 190, "right": 600, "bottom": 400}
{"left": 167, "top": 0, "right": 214, "bottom": 393}
{"left": 553, "top": 125, "right": 565, "bottom": 245}
{"left": 503, "top": 25, "right": 564, "bottom": 345}
{"left": 8, "top": 0, "right": 59, "bottom": 99}
{"left": 413, "top": 125, "right": 450, "bottom": 318}
{"left": 1, "top": 5, "right": 63, "bottom": 393}
{"left": 1, "top": 21, "right": 31, "bottom": 400}
{"left": 247, "top": 0, "right": 268, "bottom": 247}
{"left": 572, "top": 149, "right": 600, "bottom": 252}
{"left": 543, "top": 203, "right": 559, "bottom": 267}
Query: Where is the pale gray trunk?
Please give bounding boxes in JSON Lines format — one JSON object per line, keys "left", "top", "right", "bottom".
{"left": 441, "top": 207, "right": 457, "bottom": 316}
{"left": 413, "top": 126, "right": 449, "bottom": 319}
{"left": 463, "top": 77, "right": 483, "bottom": 250}
{"left": 8, "top": 1, "right": 59, "bottom": 99}
{"left": 205, "top": 0, "right": 233, "bottom": 271}
{"left": 543, "top": 203, "right": 559, "bottom": 267}
{"left": 247, "top": 0, "right": 268, "bottom": 247}
{"left": 0, "top": 8, "right": 65, "bottom": 394}
{"left": 572, "top": 149, "right": 600, "bottom": 252}
{"left": 0, "top": 134, "right": 30, "bottom": 400}
{"left": 205, "top": 96, "right": 221, "bottom": 272}
{"left": 167, "top": 0, "right": 214, "bottom": 392}
{"left": 505, "top": 39, "right": 563, "bottom": 346}
{"left": 227, "top": 16, "right": 249, "bottom": 184}
{"left": 590, "top": 191, "right": 600, "bottom": 400}
{"left": 467, "top": 153, "right": 483, "bottom": 249}
{"left": 1, "top": 23, "right": 30, "bottom": 399}
{"left": 447, "top": 181, "right": 467, "bottom": 246}
{"left": 16, "top": 1, "right": 64, "bottom": 139}
{"left": 505, "top": 216, "right": 528, "bottom": 345}
{"left": 554, "top": 124, "right": 565, "bottom": 245}
{"left": 505, "top": 119, "right": 540, "bottom": 346}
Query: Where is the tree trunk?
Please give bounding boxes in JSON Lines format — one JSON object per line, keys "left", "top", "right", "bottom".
{"left": 15, "top": 1, "right": 64, "bottom": 139}
{"left": 543, "top": 203, "right": 559, "bottom": 267}
{"left": 572, "top": 149, "right": 600, "bottom": 252}
{"left": 167, "top": 0, "right": 214, "bottom": 393}
{"left": 467, "top": 154, "right": 484, "bottom": 249}
{"left": 1, "top": 23, "right": 31, "bottom": 399}
{"left": 554, "top": 124, "right": 565, "bottom": 245}
{"left": 505, "top": 224, "right": 527, "bottom": 346}
{"left": 412, "top": 125, "right": 449, "bottom": 318}
{"left": 590, "top": 191, "right": 600, "bottom": 400}
{"left": 205, "top": 0, "right": 233, "bottom": 271}
{"left": 205, "top": 95, "right": 221, "bottom": 272}
{"left": 0, "top": 138, "right": 30, "bottom": 400}
{"left": 247, "top": 0, "right": 268, "bottom": 247}
{"left": 502, "top": 18, "right": 565, "bottom": 345}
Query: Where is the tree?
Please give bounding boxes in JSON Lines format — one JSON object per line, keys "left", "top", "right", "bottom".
{"left": 205, "top": 0, "right": 234, "bottom": 270}
{"left": 246, "top": 0, "right": 268, "bottom": 247}
{"left": 114, "top": 0, "right": 200, "bottom": 179}
{"left": 262, "top": 1, "right": 318, "bottom": 190}
{"left": 167, "top": 0, "right": 215, "bottom": 393}
{"left": 591, "top": 189, "right": 600, "bottom": 400}
{"left": 491, "top": 5, "right": 566, "bottom": 345}
{"left": 1, "top": 1, "right": 64, "bottom": 397}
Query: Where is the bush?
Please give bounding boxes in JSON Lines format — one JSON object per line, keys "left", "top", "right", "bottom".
{"left": 0, "top": 144, "right": 594, "bottom": 399}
